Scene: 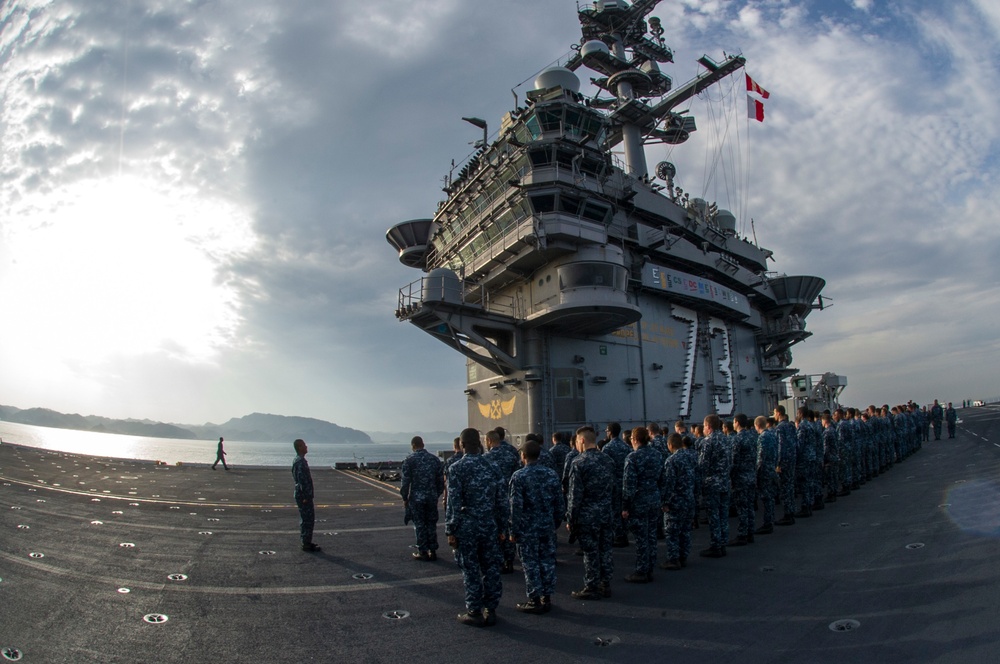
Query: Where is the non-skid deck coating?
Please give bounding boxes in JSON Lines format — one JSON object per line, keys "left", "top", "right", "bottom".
{"left": 2, "top": 408, "right": 1000, "bottom": 663}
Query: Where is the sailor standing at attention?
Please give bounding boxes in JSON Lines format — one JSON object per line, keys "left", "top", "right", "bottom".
{"left": 485, "top": 427, "right": 522, "bottom": 574}
{"left": 773, "top": 406, "right": 798, "bottom": 525}
{"left": 567, "top": 426, "right": 615, "bottom": 600}
{"left": 292, "top": 439, "right": 321, "bottom": 552}
{"left": 697, "top": 414, "right": 732, "bottom": 557}
{"left": 621, "top": 426, "right": 663, "bottom": 582}
{"left": 400, "top": 436, "right": 444, "bottom": 561}
{"left": 447, "top": 428, "right": 508, "bottom": 627}
{"left": 601, "top": 422, "right": 632, "bottom": 548}
{"left": 508, "top": 438, "right": 564, "bottom": 614}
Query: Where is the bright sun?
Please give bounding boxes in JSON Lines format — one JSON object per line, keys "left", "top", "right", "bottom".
{"left": 1, "top": 175, "right": 254, "bottom": 393}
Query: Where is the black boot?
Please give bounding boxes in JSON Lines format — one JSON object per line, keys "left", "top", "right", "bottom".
{"left": 516, "top": 598, "right": 545, "bottom": 614}
{"left": 458, "top": 609, "right": 485, "bottom": 627}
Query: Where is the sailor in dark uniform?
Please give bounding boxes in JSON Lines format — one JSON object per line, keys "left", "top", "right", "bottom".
{"left": 447, "top": 428, "right": 508, "bottom": 627}
{"left": 400, "top": 436, "right": 444, "bottom": 561}
{"left": 945, "top": 403, "right": 958, "bottom": 439}
{"left": 509, "top": 438, "right": 563, "bottom": 614}
{"left": 292, "top": 439, "right": 320, "bottom": 552}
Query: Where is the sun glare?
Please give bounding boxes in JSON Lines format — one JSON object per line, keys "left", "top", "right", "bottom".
{"left": 3, "top": 176, "right": 254, "bottom": 378}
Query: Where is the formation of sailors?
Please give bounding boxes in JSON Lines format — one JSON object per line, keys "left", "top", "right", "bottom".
{"left": 423, "top": 402, "right": 935, "bottom": 627}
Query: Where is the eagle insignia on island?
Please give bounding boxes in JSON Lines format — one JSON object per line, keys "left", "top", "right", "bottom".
{"left": 478, "top": 396, "right": 516, "bottom": 421}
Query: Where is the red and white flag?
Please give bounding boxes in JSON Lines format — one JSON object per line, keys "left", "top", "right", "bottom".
{"left": 747, "top": 96, "right": 764, "bottom": 122}
{"left": 746, "top": 73, "right": 770, "bottom": 99}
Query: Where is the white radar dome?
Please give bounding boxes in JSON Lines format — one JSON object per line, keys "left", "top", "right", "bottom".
{"left": 717, "top": 210, "right": 737, "bottom": 235}
{"left": 534, "top": 67, "right": 580, "bottom": 93}
{"left": 580, "top": 40, "right": 611, "bottom": 59}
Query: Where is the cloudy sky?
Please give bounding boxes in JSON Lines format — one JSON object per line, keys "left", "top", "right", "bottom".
{"left": 1, "top": 0, "right": 997, "bottom": 433}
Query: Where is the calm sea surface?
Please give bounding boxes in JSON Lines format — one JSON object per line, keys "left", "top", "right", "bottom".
{"left": 0, "top": 421, "right": 426, "bottom": 467}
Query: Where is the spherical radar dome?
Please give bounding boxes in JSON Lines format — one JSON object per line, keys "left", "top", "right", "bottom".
{"left": 580, "top": 40, "right": 611, "bottom": 59}
{"left": 534, "top": 67, "right": 580, "bottom": 93}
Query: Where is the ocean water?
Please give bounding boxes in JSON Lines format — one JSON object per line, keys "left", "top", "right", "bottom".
{"left": 0, "top": 420, "right": 425, "bottom": 467}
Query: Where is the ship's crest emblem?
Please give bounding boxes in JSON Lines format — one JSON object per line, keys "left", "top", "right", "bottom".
{"left": 477, "top": 396, "right": 516, "bottom": 420}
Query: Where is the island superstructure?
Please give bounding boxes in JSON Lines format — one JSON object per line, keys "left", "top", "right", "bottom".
{"left": 386, "top": 0, "right": 826, "bottom": 439}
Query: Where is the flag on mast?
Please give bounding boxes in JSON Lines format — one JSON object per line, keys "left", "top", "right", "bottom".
{"left": 747, "top": 96, "right": 764, "bottom": 122}
{"left": 746, "top": 73, "right": 770, "bottom": 99}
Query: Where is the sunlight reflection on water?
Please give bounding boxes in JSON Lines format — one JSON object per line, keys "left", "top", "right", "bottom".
{"left": 0, "top": 421, "right": 417, "bottom": 467}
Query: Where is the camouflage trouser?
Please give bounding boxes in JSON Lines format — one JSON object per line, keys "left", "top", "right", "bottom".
{"left": 516, "top": 533, "right": 557, "bottom": 599}
{"left": 456, "top": 532, "right": 503, "bottom": 612}
{"left": 824, "top": 462, "right": 839, "bottom": 496}
{"left": 932, "top": 421, "right": 942, "bottom": 440}
{"left": 628, "top": 510, "right": 659, "bottom": 574}
{"left": 731, "top": 485, "right": 756, "bottom": 538}
{"left": 795, "top": 463, "right": 814, "bottom": 509}
{"left": 664, "top": 512, "right": 692, "bottom": 562}
{"left": 757, "top": 474, "right": 777, "bottom": 526}
{"left": 611, "top": 493, "right": 627, "bottom": 542}
{"left": 409, "top": 499, "right": 439, "bottom": 554}
{"left": 778, "top": 465, "right": 796, "bottom": 514}
{"left": 577, "top": 524, "right": 613, "bottom": 589}
{"left": 810, "top": 461, "right": 824, "bottom": 502}
{"left": 853, "top": 442, "right": 864, "bottom": 482}
{"left": 703, "top": 490, "right": 730, "bottom": 548}
{"left": 839, "top": 448, "right": 852, "bottom": 487}
{"left": 296, "top": 499, "right": 314, "bottom": 545}
{"left": 500, "top": 536, "right": 516, "bottom": 564}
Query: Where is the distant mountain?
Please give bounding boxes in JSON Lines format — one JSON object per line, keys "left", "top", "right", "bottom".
{"left": 188, "top": 413, "right": 371, "bottom": 444}
{"left": 0, "top": 406, "right": 198, "bottom": 439}
{"left": 0, "top": 405, "right": 371, "bottom": 444}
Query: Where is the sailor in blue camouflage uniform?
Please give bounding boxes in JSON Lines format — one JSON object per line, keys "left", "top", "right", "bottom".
{"left": 291, "top": 439, "right": 320, "bottom": 552}
{"left": 509, "top": 438, "right": 564, "bottom": 614}
{"left": 647, "top": 422, "right": 669, "bottom": 540}
{"left": 601, "top": 422, "right": 632, "bottom": 547}
{"left": 648, "top": 422, "right": 669, "bottom": 459}
{"left": 821, "top": 412, "right": 839, "bottom": 503}
{"left": 892, "top": 407, "right": 908, "bottom": 465}
{"left": 794, "top": 408, "right": 816, "bottom": 518}
{"left": 660, "top": 433, "right": 696, "bottom": 569}
{"left": 833, "top": 409, "right": 853, "bottom": 496}
{"left": 622, "top": 427, "right": 663, "bottom": 582}
{"left": 773, "top": 406, "right": 798, "bottom": 525}
{"left": 859, "top": 411, "right": 874, "bottom": 481}
{"left": 485, "top": 428, "right": 522, "bottom": 574}
{"left": 807, "top": 411, "right": 826, "bottom": 511}
{"left": 698, "top": 414, "right": 733, "bottom": 557}
{"left": 728, "top": 414, "right": 757, "bottom": 546}
{"left": 567, "top": 426, "right": 615, "bottom": 599}
{"left": 400, "top": 436, "right": 444, "bottom": 561}
{"left": 754, "top": 416, "right": 779, "bottom": 534}
{"left": 549, "top": 431, "right": 572, "bottom": 486}
{"left": 945, "top": 402, "right": 957, "bottom": 439}
{"left": 447, "top": 428, "right": 508, "bottom": 627}
{"left": 443, "top": 437, "right": 463, "bottom": 510}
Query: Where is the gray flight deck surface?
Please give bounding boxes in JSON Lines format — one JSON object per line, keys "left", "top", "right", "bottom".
{"left": 2, "top": 409, "right": 1000, "bottom": 663}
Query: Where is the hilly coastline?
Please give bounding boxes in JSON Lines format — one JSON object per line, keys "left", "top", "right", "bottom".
{"left": 0, "top": 405, "right": 371, "bottom": 444}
